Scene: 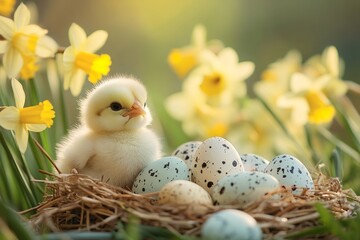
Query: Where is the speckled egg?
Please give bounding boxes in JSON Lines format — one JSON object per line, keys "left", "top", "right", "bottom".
{"left": 132, "top": 156, "right": 190, "bottom": 194}
{"left": 172, "top": 141, "right": 202, "bottom": 170}
{"left": 192, "top": 137, "right": 244, "bottom": 194}
{"left": 212, "top": 171, "right": 279, "bottom": 207}
{"left": 240, "top": 153, "right": 269, "bottom": 172}
{"left": 264, "top": 154, "right": 314, "bottom": 194}
{"left": 201, "top": 209, "right": 262, "bottom": 240}
{"left": 158, "top": 180, "right": 212, "bottom": 206}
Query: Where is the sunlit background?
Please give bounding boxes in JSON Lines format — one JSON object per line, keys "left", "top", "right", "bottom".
{"left": 31, "top": 0, "right": 360, "bottom": 152}
{"left": 1, "top": 2, "right": 360, "bottom": 237}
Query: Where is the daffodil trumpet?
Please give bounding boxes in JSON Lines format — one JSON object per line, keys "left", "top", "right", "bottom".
{"left": 0, "top": 78, "right": 55, "bottom": 153}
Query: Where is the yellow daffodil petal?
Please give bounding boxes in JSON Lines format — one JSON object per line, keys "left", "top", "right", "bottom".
{"left": 0, "top": 15, "right": 14, "bottom": 39}
{"left": 14, "top": 3, "right": 30, "bottom": 30}
{"left": 164, "top": 93, "right": 195, "bottom": 120}
{"left": 168, "top": 48, "right": 197, "bottom": 77}
{"left": 3, "top": 48, "right": 23, "bottom": 78}
{"left": 291, "top": 99, "right": 309, "bottom": 125}
{"left": 12, "top": 32, "right": 38, "bottom": 55}
{"left": 46, "top": 59, "right": 60, "bottom": 96}
{"left": 84, "top": 30, "right": 108, "bottom": 53}
{"left": 323, "top": 46, "right": 339, "bottom": 77}
{"left": 200, "top": 72, "right": 226, "bottom": 96}
{"left": 75, "top": 51, "right": 111, "bottom": 84}
{"left": 11, "top": 78, "right": 25, "bottom": 108}
{"left": 290, "top": 73, "right": 312, "bottom": 93}
{"left": 235, "top": 61, "right": 255, "bottom": 80}
{"left": 218, "top": 48, "right": 239, "bottom": 66}
{"left": 20, "top": 55, "right": 39, "bottom": 80}
{"left": 192, "top": 24, "right": 206, "bottom": 48}
{"left": 15, "top": 123, "right": 28, "bottom": 153}
{"left": 35, "top": 35, "right": 57, "bottom": 57}
{"left": 200, "top": 48, "right": 217, "bottom": 65}
{"left": 62, "top": 46, "right": 76, "bottom": 66}
{"left": 0, "top": 40, "right": 8, "bottom": 54}
{"left": 69, "top": 69, "right": 86, "bottom": 96}
{"left": 69, "top": 23, "right": 87, "bottom": 49}
{"left": 206, "top": 122, "right": 228, "bottom": 138}
{"left": 26, "top": 124, "right": 47, "bottom": 132}
{"left": 313, "top": 75, "right": 331, "bottom": 90}
{"left": 19, "top": 100, "right": 55, "bottom": 127}
{"left": 261, "top": 69, "right": 278, "bottom": 82}
{"left": 0, "top": 0, "right": 16, "bottom": 17}
{"left": 22, "top": 24, "right": 47, "bottom": 36}
{"left": 0, "top": 106, "right": 19, "bottom": 130}
{"left": 306, "top": 91, "right": 335, "bottom": 124}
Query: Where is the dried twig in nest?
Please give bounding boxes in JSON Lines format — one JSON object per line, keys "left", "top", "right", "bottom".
{"left": 28, "top": 171, "right": 359, "bottom": 239}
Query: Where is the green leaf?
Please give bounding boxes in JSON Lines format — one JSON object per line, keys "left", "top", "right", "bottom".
{"left": 315, "top": 204, "right": 345, "bottom": 237}
{"left": 0, "top": 200, "right": 37, "bottom": 240}
{"left": 330, "top": 148, "right": 343, "bottom": 180}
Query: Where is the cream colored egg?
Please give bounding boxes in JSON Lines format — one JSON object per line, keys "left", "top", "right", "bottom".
{"left": 192, "top": 137, "right": 244, "bottom": 194}
{"left": 158, "top": 180, "right": 212, "bottom": 206}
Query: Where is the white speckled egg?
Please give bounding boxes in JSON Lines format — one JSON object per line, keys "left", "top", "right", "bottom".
{"left": 171, "top": 141, "right": 202, "bottom": 170}
{"left": 212, "top": 171, "right": 279, "bottom": 207}
{"left": 201, "top": 209, "right": 262, "bottom": 240}
{"left": 132, "top": 156, "right": 190, "bottom": 194}
{"left": 158, "top": 180, "right": 212, "bottom": 206}
{"left": 264, "top": 154, "right": 314, "bottom": 194}
{"left": 192, "top": 137, "right": 244, "bottom": 194}
{"left": 240, "top": 153, "right": 269, "bottom": 172}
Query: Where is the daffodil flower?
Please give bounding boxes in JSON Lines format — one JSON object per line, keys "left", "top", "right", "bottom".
{"left": 304, "top": 46, "right": 347, "bottom": 97}
{"left": 63, "top": 23, "right": 111, "bottom": 96}
{"left": 168, "top": 24, "right": 223, "bottom": 77}
{"left": 183, "top": 47, "right": 254, "bottom": 107}
{"left": 0, "top": 78, "right": 55, "bottom": 153}
{"left": 277, "top": 73, "right": 335, "bottom": 125}
{"left": 0, "top": 0, "right": 16, "bottom": 17}
{"left": 20, "top": 55, "right": 39, "bottom": 80}
{"left": 255, "top": 50, "right": 302, "bottom": 108}
{"left": 165, "top": 86, "right": 237, "bottom": 138}
{"left": 0, "top": 3, "right": 57, "bottom": 78}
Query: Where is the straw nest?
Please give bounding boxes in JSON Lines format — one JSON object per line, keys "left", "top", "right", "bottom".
{"left": 28, "top": 170, "right": 360, "bottom": 239}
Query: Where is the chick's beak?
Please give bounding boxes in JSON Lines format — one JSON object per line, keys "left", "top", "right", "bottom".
{"left": 123, "top": 100, "right": 146, "bottom": 119}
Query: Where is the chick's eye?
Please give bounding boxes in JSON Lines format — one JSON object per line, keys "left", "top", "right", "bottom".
{"left": 144, "top": 102, "right": 147, "bottom": 108}
{"left": 110, "top": 102, "right": 122, "bottom": 111}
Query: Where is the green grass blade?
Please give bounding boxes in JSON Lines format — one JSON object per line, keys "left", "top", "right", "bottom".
{"left": 330, "top": 148, "right": 343, "bottom": 180}
{"left": 0, "top": 132, "right": 37, "bottom": 209}
{"left": 257, "top": 96, "right": 315, "bottom": 170}
{"left": 332, "top": 99, "right": 360, "bottom": 153}
{"left": 317, "top": 127, "right": 360, "bottom": 165}
{"left": 315, "top": 203, "right": 350, "bottom": 239}
{"left": 0, "top": 200, "right": 37, "bottom": 240}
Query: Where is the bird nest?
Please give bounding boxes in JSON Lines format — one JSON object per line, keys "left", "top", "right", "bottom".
{"left": 28, "top": 170, "right": 360, "bottom": 239}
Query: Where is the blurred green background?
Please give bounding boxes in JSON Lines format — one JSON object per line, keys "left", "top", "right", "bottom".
{"left": 31, "top": 0, "right": 360, "bottom": 152}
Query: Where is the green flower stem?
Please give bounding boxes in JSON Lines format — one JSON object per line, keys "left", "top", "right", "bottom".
{"left": 58, "top": 77, "right": 69, "bottom": 135}
{"left": 317, "top": 127, "right": 360, "bottom": 164}
{"left": 27, "top": 78, "right": 56, "bottom": 158}
{"left": 304, "top": 125, "right": 322, "bottom": 166}
{"left": 258, "top": 96, "right": 315, "bottom": 170}
{"left": 333, "top": 97, "right": 360, "bottom": 152}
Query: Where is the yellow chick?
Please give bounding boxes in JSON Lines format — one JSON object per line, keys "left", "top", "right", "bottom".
{"left": 56, "top": 76, "right": 162, "bottom": 188}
